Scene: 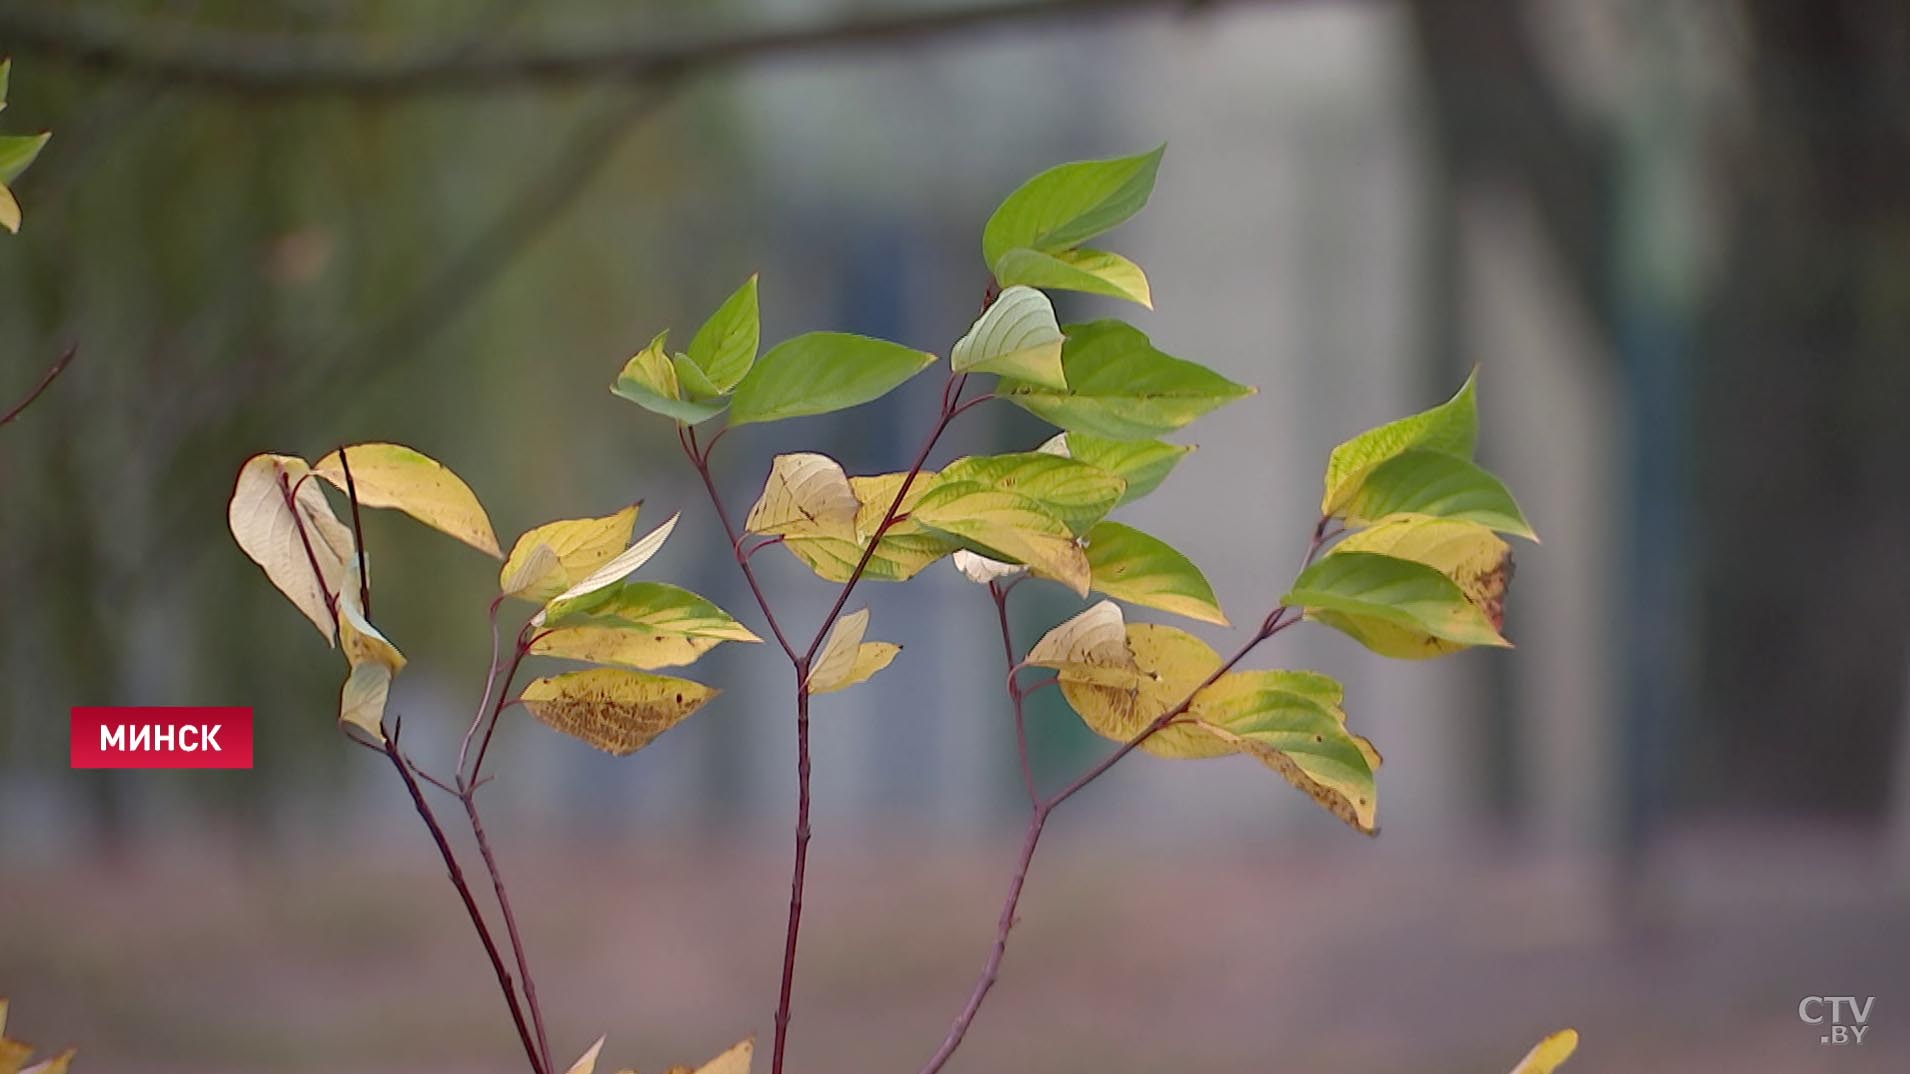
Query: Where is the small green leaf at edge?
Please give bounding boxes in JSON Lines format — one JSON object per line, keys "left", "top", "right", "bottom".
{"left": 982, "top": 145, "right": 1165, "bottom": 268}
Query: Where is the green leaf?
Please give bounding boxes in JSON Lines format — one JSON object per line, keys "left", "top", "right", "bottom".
{"left": 671, "top": 353, "right": 723, "bottom": 399}
{"left": 1322, "top": 371, "right": 1477, "bottom": 515}
{"left": 1039, "top": 431, "right": 1191, "bottom": 506}
{"left": 992, "top": 247, "right": 1153, "bottom": 308}
{"left": 1000, "top": 320, "right": 1252, "bottom": 440}
{"left": 1324, "top": 515, "right": 1514, "bottom": 659}
{"left": 543, "top": 580, "right": 761, "bottom": 644}
{"left": 686, "top": 274, "right": 760, "bottom": 391}
{"left": 1336, "top": 448, "right": 1535, "bottom": 539}
{"left": 910, "top": 480, "right": 1090, "bottom": 595}
{"left": 729, "top": 332, "right": 937, "bottom": 426}
{"left": 1083, "top": 521, "right": 1227, "bottom": 625}
{"left": 934, "top": 452, "right": 1126, "bottom": 535}
{"left": 1284, "top": 550, "right": 1509, "bottom": 655}
{"left": 612, "top": 330, "right": 728, "bottom": 425}
{"left": 951, "top": 285, "right": 1066, "bottom": 389}
{"left": 0, "top": 132, "right": 47, "bottom": 185}
{"left": 983, "top": 146, "right": 1164, "bottom": 270}
{"left": 1191, "top": 674, "right": 1380, "bottom": 833}
{"left": 0, "top": 57, "right": 11, "bottom": 109}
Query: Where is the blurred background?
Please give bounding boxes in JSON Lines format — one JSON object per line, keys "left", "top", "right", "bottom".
{"left": 2, "top": 0, "right": 1907, "bottom": 1071}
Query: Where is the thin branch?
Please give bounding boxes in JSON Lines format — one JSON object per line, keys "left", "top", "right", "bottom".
{"left": 990, "top": 581, "right": 1040, "bottom": 808}
{"left": 0, "top": 343, "right": 77, "bottom": 428}
{"left": 458, "top": 597, "right": 510, "bottom": 780}
{"left": 919, "top": 520, "right": 1336, "bottom": 1074}
{"left": 337, "top": 445, "right": 373, "bottom": 616}
{"left": 770, "top": 679, "right": 815, "bottom": 1074}
{"left": 464, "top": 790, "right": 554, "bottom": 1074}
{"left": 0, "top": 0, "right": 1273, "bottom": 97}
{"left": 681, "top": 424, "right": 801, "bottom": 661}
{"left": 383, "top": 720, "right": 546, "bottom": 1074}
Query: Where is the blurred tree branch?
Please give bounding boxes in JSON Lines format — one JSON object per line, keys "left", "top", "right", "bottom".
{"left": 0, "top": 0, "right": 1286, "bottom": 98}
{"left": 0, "top": 343, "right": 76, "bottom": 428}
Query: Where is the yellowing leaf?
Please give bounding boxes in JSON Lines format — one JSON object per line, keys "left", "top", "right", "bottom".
{"left": 992, "top": 246, "right": 1153, "bottom": 308}
{"left": 745, "top": 453, "right": 860, "bottom": 541}
{"left": 314, "top": 443, "right": 502, "bottom": 558}
{"left": 613, "top": 330, "right": 728, "bottom": 425}
{"left": 1336, "top": 450, "right": 1536, "bottom": 540}
{"left": 1039, "top": 431, "right": 1191, "bottom": 506}
{"left": 535, "top": 513, "right": 679, "bottom": 624}
{"left": 1192, "top": 673, "right": 1380, "bottom": 833}
{"left": 542, "top": 581, "right": 760, "bottom": 647}
{"left": 1508, "top": 1029, "right": 1579, "bottom": 1074}
{"left": 1318, "top": 515, "right": 1515, "bottom": 658}
{"left": 1322, "top": 372, "right": 1477, "bottom": 515}
{"left": 779, "top": 469, "right": 959, "bottom": 584}
{"left": 911, "top": 481, "right": 1090, "bottom": 595}
{"left": 501, "top": 504, "right": 641, "bottom": 604}
{"left": 519, "top": 669, "right": 718, "bottom": 756}
{"left": 1057, "top": 622, "right": 1233, "bottom": 758}
{"left": 229, "top": 453, "right": 356, "bottom": 644}
{"left": 935, "top": 453, "right": 1127, "bottom": 535}
{"left": 20, "top": 1050, "right": 73, "bottom": 1074}
{"left": 807, "top": 609, "right": 901, "bottom": 694}
{"left": 530, "top": 626, "right": 724, "bottom": 671}
{"left": 695, "top": 1038, "right": 754, "bottom": 1074}
{"left": 1287, "top": 551, "right": 1508, "bottom": 659}
{"left": 951, "top": 285, "right": 1066, "bottom": 389}
{"left": 1083, "top": 521, "right": 1227, "bottom": 625}
{"left": 1, "top": 998, "right": 75, "bottom": 1074}
{"left": 566, "top": 1037, "right": 606, "bottom": 1074}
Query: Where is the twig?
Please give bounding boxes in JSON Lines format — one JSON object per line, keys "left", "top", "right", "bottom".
{"left": 918, "top": 521, "right": 1333, "bottom": 1073}
{"left": 0, "top": 344, "right": 77, "bottom": 428}
{"left": 337, "top": 445, "right": 373, "bottom": 616}
{"left": 770, "top": 678, "right": 815, "bottom": 1073}
{"left": 383, "top": 719, "right": 547, "bottom": 1074}
{"left": 0, "top": 0, "right": 1273, "bottom": 97}
{"left": 464, "top": 789, "right": 555, "bottom": 1074}
{"left": 990, "top": 581, "right": 1040, "bottom": 808}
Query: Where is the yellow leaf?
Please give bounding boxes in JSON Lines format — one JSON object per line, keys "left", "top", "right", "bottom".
{"left": 534, "top": 513, "right": 680, "bottom": 625}
{"left": 910, "top": 481, "right": 1090, "bottom": 596}
{"left": 519, "top": 668, "right": 718, "bottom": 756}
{"left": 1508, "top": 1029, "right": 1579, "bottom": 1074}
{"left": 1190, "top": 673, "right": 1381, "bottom": 833}
{"left": 20, "top": 1050, "right": 73, "bottom": 1074}
{"left": 566, "top": 1037, "right": 606, "bottom": 1074}
{"left": 807, "top": 609, "right": 901, "bottom": 694}
{"left": 334, "top": 586, "right": 405, "bottom": 744}
{"left": 778, "top": 470, "right": 959, "bottom": 584}
{"left": 530, "top": 626, "right": 724, "bottom": 671}
{"left": 0, "top": 184, "right": 19, "bottom": 235}
{"left": 314, "top": 442, "right": 502, "bottom": 558}
{"left": 228, "top": 453, "right": 356, "bottom": 644}
{"left": 745, "top": 453, "right": 860, "bottom": 541}
{"left": 1057, "top": 622, "right": 1232, "bottom": 757}
{"left": 694, "top": 1038, "right": 754, "bottom": 1074}
{"left": 339, "top": 591, "right": 406, "bottom": 676}
{"left": 1322, "top": 515, "right": 1513, "bottom": 659}
{"left": 501, "top": 504, "right": 641, "bottom": 604}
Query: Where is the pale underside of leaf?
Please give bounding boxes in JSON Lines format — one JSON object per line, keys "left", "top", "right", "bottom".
{"left": 952, "top": 548, "right": 1026, "bottom": 584}
{"left": 535, "top": 513, "right": 679, "bottom": 624}
{"left": 314, "top": 442, "right": 502, "bottom": 558}
{"left": 1025, "top": 600, "right": 1137, "bottom": 686}
{"left": 951, "top": 285, "right": 1067, "bottom": 389}
{"left": 501, "top": 504, "right": 641, "bottom": 604}
{"left": 519, "top": 669, "right": 718, "bottom": 756}
{"left": 565, "top": 1037, "right": 606, "bottom": 1074}
{"left": 807, "top": 609, "right": 902, "bottom": 694}
{"left": 745, "top": 452, "right": 860, "bottom": 541}
{"left": 229, "top": 453, "right": 355, "bottom": 644}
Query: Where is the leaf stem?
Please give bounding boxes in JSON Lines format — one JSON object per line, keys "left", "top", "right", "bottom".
{"left": 681, "top": 423, "right": 801, "bottom": 661}
{"left": 337, "top": 444, "right": 373, "bottom": 616}
{"left": 0, "top": 343, "right": 76, "bottom": 428}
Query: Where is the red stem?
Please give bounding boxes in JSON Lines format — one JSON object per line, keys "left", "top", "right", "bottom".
{"left": 464, "top": 789, "right": 554, "bottom": 1073}
{"left": 990, "top": 581, "right": 1039, "bottom": 808}
{"left": 770, "top": 678, "right": 814, "bottom": 1070}
{"left": 919, "top": 521, "right": 1331, "bottom": 1074}
{"left": 0, "top": 343, "right": 76, "bottom": 428}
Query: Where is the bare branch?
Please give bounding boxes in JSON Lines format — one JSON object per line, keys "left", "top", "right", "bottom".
{"left": 0, "top": 0, "right": 1278, "bottom": 98}
{"left": 0, "top": 343, "right": 77, "bottom": 428}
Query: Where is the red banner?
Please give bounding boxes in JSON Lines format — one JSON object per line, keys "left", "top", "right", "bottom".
{"left": 70, "top": 707, "right": 255, "bottom": 769}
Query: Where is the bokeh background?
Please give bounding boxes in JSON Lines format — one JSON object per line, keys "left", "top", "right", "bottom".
{"left": 2, "top": 1, "right": 1908, "bottom": 1071}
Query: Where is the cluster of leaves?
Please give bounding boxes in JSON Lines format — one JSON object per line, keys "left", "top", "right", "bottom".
{"left": 224, "top": 144, "right": 1565, "bottom": 1072}
{"left": 227, "top": 444, "right": 756, "bottom": 751}
{"left": 0, "top": 60, "right": 50, "bottom": 234}
{"left": 0, "top": 1000, "right": 72, "bottom": 1074}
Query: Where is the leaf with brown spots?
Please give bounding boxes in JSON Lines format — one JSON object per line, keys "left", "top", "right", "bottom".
{"left": 518, "top": 669, "right": 717, "bottom": 756}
